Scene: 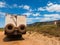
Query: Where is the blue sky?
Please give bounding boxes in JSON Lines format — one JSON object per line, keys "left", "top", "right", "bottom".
{"left": 0, "top": 0, "right": 60, "bottom": 28}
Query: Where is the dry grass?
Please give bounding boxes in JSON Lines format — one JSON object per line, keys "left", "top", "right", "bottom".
{"left": 27, "top": 24, "right": 60, "bottom": 37}
{"left": 0, "top": 28, "right": 3, "bottom": 31}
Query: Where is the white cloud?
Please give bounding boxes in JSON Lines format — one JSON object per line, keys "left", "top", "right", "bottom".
{"left": 0, "top": 12, "right": 5, "bottom": 15}
{"left": 27, "top": 13, "right": 60, "bottom": 23}
{"left": 47, "top": 2, "right": 53, "bottom": 6}
{"left": 33, "top": 13, "right": 40, "bottom": 16}
{"left": 35, "top": 17, "right": 40, "bottom": 19}
{"left": 0, "top": 1, "right": 6, "bottom": 7}
{"left": 38, "top": 7, "right": 45, "bottom": 11}
{"left": 23, "top": 5, "right": 30, "bottom": 10}
{"left": 27, "top": 18, "right": 35, "bottom": 24}
{"left": 0, "top": 12, "right": 5, "bottom": 17}
{"left": 28, "top": 9, "right": 33, "bottom": 12}
{"left": 27, "top": 17, "right": 40, "bottom": 20}
{"left": 27, "top": 17, "right": 41, "bottom": 24}
{"left": 11, "top": 4, "right": 33, "bottom": 12}
{"left": 35, "top": 14, "right": 60, "bottom": 22}
{"left": 27, "top": 14, "right": 60, "bottom": 22}
{"left": 22, "top": 12, "right": 40, "bottom": 17}
{"left": 46, "top": 4, "right": 60, "bottom": 12}
{"left": 44, "top": 14, "right": 60, "bottom": 19}
{"left": 22, "top": 12, "right": 32, "bottom": 17}
{"left": 40, "top": 17, "right": 51, "bottom": 22}
{"left": 38, "top": 2, "right": 60, "bottom": 12}
{"left": 18, "top": 5, "right": 33, "bottom": 12}
{"left": 39, "top": 14, "right": 60, "bottom": 22}
{"left": 0, "top": 1, "right": 11, "bottom": 8}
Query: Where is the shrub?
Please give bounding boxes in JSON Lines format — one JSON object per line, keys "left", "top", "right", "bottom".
{"left": 27, "top": 24, "right": 60, "bottom": 37}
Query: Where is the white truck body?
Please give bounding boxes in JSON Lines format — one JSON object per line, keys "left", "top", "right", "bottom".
{"left": 5, "top": 14, "right": 26, "bottom": 27}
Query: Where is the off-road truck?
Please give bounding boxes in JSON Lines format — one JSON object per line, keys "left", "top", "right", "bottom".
{"left": 4, "top": 14, "right": 26, "bottom": 37}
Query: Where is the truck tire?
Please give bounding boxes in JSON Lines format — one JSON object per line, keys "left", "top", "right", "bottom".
{"left": 5, "top": 24, "right": 15, "bottom": 33}
{"left": 18, "top": 24, "right": 26, "bottom": 34}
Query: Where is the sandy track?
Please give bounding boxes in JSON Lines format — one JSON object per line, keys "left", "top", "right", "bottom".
{"left": 0, "top": 31, "right": 60, "bottom": 45}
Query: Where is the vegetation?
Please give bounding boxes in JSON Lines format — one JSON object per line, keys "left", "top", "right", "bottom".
{"left": 0, "top": 28, "right": 3, "bottom": 31}
{"left": 27, "top": 22, "right": 60, "bottom": 37}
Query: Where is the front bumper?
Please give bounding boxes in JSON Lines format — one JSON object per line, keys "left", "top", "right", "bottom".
{"left": 4, "top": 30, "right": 26, "bottom": 36}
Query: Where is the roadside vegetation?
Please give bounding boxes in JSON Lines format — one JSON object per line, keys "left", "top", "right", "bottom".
{"left": 0, "top": 28, "right": 3, "bottom": 31}
{"left": 27, "top": 23, "right": 60, "bottom": 37}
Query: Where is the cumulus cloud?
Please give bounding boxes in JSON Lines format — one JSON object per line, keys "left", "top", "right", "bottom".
{"left": 27, "top": 17, "right": 51, "bottom": 22}
{"left": 27, "top": 17, "right": 41, "bottom": 24}
{"left": 23, "top": 5, "right": 30, "bottom": 10}
{"left": 38, "top": 2, "right": 60, "bottom": 12}
{"left": 27, "top": 17, "right": 40, "bottom": 20}
{"left": 0, "top": 12, "right": 5, "bottom": 18}
{"left": 0, "top": 1, "right": 12, "bottom": 8}
{"left": 27, "top": 18, "right": 34, "bottom": 24}
{"left": 18, "top": 5, "right": 34, "bottom": 12}
{"left": 0, "top": 1, "right": 30, "bottom": 10}
{"left": 19, "top": 5, "right": 30, "bottom": 10}
{"left": 38, "top": 7, "right": 45, "bottom": 11}
{"left": 40, "top": 14, "right": 60, "bottom": 22}
{"left": 33, "top": 13, "right": 40, "bottom": 16}
{"left": 40, "top": 17, "right": 51, "bottom": 22}
{"left": 22, "top": 12, "right": 32, "bottom": 17}
{"left": 47, "top": 2, "right": 53, "bottom": 6}
{"left": 44, "top": 14, "right": 60, "bottom": 19}
{"left": 26, "top": 13, "right": 60, "bottom": 23}
{"left": 0, "top": 1, "right": 6, "bottom": 8}
{"left": 27, "top": 14, "right": 60, "bottom": 22}
{"left": 46, "top": 4, "right": 60, "bottom": 12}
{"left": 22, "top": 12, "right": 40, "bottom": 17}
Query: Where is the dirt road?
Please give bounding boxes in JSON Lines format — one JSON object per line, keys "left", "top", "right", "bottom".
{"left": 0, "top": 31, "right": 60, "bottom": 45}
